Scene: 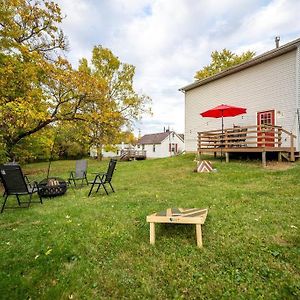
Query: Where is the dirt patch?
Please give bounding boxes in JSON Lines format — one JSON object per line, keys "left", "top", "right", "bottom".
{"left": 273, "top": 235, "right": 292, "bottom": 246}
{"left": 265, "top": 162, "right": 294, "bottom": 171}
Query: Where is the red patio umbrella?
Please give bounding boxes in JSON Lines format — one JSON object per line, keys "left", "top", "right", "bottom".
{"left": 200, "top": 104, "right": 247, "bottom": 160}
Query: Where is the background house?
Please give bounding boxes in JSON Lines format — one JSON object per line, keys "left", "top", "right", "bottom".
{"left": 180, "top": 37, "right": 300, "bottom": 153}
{"left": 137, "top": 130, "right": 184, "bottom": 158}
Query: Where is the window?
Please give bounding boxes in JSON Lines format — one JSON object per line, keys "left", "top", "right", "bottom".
{"left": 153, "top": 144, "right": 156, "bottom": 152}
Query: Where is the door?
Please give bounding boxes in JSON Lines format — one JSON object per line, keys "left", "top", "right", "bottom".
{"left": 257, "top": 110, "right": 275, "bottom": 147}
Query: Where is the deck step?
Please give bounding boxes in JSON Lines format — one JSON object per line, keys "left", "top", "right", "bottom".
{"left": 281, "top": 151, "right": 299, "bottom": 162}
{"left": 281, "top": 152, "right": 290, "bottom": 161}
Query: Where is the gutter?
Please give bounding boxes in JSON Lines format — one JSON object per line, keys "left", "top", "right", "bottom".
{"left": 179, "top": 37, "right": 300, "bottom": 92}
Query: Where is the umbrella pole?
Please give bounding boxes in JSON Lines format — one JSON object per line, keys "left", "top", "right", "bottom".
{"left": 220, "top": 115, "right": 224, "bottom": 162}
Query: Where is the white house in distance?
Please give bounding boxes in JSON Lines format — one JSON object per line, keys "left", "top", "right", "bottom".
{"left": 180, "top": 37, "right": 300, "bottom": 159}
{"left": 137, "top": 130, "right": 184, "bottom": 158}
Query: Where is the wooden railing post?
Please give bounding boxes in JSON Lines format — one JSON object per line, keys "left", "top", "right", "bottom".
{"left": 262, "top": 126, "right": 266, "bottom": 148}
{"left": 278, "top": 127, "right": 282, "bottom": 147}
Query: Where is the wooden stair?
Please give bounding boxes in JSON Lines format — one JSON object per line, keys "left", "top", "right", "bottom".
{"left": 281, "top": 151, "right": 300, "bottom": 162}
{"left": 119, "top": 153, "right": 132, "bottom": 161}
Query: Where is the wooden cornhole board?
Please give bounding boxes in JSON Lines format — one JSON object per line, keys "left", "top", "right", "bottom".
{"left": 196, "top": 160, "right": 213, "bottom": 173}
{"left": 146, "top": 208, "right": 208, "bottom": 248}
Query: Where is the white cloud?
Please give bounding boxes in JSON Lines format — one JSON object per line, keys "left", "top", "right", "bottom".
{"left": 57, "top": 0, "right": 300, "bottom": 136}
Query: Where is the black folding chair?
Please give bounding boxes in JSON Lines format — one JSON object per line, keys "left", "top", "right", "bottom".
{"left": 0, "top": 164, "right": 42, "bottom": 213}
{"left": 88, "top": 159, "right": 117, "bottom": 197}
{"left": 68, "top": 159, "right": 88, "bottom": 187}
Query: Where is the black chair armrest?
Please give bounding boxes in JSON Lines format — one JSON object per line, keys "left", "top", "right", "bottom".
{"left": 91, "top": 171, "right": 106, "bottom": 175}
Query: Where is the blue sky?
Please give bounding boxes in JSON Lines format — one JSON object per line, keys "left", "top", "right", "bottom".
{"left": 57, "top": 0, "right": 300, "bottom": 136}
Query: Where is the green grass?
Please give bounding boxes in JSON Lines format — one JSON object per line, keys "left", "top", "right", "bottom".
{"left": 0, "top": 155, "right": 299, "bottom": 299}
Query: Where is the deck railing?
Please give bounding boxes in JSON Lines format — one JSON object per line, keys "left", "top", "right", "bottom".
{"left": 198, "top": 124, "right": 296, "bottom": 159}
{"left": 120, "top": 149, "right": 146, "bottom": 157}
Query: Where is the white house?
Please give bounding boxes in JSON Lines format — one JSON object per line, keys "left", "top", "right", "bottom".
{"left": 180, "top": 37, "right": 300, "bottom": 155}
{"left": 137, "top": 130, "right": 184, "bottom": 158}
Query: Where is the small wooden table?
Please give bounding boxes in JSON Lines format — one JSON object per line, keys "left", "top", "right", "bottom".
{"left": 146, "top": 208, "right": 208, "bottom": 248}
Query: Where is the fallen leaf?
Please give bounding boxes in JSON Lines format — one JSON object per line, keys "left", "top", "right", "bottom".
{"left": 45, "top": 249, "right": 52, "bottom": 255}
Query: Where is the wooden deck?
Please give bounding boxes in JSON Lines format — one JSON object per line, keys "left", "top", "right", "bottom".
{"left": 119, "top": 149, "right": 146, "bottom": 161}
{"left": 198, "top": 125, "right": 297, "bottom": 166}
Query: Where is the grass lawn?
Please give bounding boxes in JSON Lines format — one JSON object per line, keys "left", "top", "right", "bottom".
{"left": 0, "top": 154, "right": 299, "bottom": 299}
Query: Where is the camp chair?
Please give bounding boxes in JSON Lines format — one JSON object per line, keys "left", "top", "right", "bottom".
{"left": 0, "top": 164, "right": 42, "bottom": 213}
{"left": 88, "top": 159, "right": 117, "bottom": 197}
{"left": 68, "top": 159, "right": 88, "bottom": 187}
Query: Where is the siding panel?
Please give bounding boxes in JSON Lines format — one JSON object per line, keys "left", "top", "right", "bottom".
{"left": 185, "top": 50, "right": 298, "bottom": 151}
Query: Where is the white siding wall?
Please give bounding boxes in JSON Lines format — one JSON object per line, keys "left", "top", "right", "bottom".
{"left": 142, "top": 133, "right": 184, "bottom": 158}
{"left": 296, "top": 46, "right": 300, "bottom": 150}
{"left": 185, "top": 50, "right": 299, "bottom": 151}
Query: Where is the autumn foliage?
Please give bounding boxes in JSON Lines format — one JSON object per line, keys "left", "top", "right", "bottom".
{"left": 0, "top": 0, "right": 151, "bottom": 162}
{"left": 194, "top": 49, "right": 255, "bottom": 80}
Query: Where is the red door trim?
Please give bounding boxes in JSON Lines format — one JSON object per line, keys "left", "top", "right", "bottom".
{"left": 257, "top": 110, "right": 275, "bottom": 147}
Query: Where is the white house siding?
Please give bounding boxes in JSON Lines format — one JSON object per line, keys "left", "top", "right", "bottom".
{"left": 296, "top": 46, "right": 300, "bottom": 151}
{"left": 141, "top": 133, "right": 184, "bottom": 158}
{"left": 185, "top": 50, "right": 299, "bottom": 152}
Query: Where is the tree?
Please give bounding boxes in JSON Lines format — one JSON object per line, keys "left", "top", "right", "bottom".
{"left": 0, "top": 1, "right": 150, "bottom": 161}
{"left": 0, "top": 0, "right": 68, "bottom": 56}
{"left": 194, "top": 49, "right": 255, "bottom": 80}
{"left": 0, "top": 0, "right": 68, "bottom": 159}
{"left": 0, "top": 0, "right": 106, "bottom": 159}
{"left": 79, "top": 46, "right": 151, "bottom": 158}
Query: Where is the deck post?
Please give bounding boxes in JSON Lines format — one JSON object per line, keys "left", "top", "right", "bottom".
{"left": 290, "top": 134, "right": 295, "bottom": 162}
{"left": 278, "top": 152, "right": 282, "bottom": 162}
{"left": 225, "top": 152, "right": 229, "bottom": 163}
{"left": 198, "top": 132, "right": 201, "bottom": 153}
{"left": 262, "top": 151, "right": 266, "bottom": 167}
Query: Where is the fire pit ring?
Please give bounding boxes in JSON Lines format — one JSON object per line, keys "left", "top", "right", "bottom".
{"left": 38, "top": 177, "right": 67, "bottom": 197}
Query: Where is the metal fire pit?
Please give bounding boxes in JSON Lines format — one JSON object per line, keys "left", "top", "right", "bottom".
{"left": 38, "top": 177, "right": 67, "bottom": 197}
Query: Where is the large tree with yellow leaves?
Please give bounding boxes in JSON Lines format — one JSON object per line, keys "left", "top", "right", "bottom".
{"left": 0, "top": 0, "right": 150, "bottom": 161}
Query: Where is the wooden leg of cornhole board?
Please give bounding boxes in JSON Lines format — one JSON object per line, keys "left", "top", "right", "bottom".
{"left": 150, "top": 222, "right": 155, "bottom": 245}
{"left": 196, "top": 224, "right": 203, "bottom": 248}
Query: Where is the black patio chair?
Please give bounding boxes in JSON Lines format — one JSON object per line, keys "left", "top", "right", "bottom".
{"left": 88, "top": 159, "right": 117, "bottom": 197}
{"left": 68, "top": 159, "right": 88, "bottom": 187}
{"left": 0, "top": 164, "right": 42, "bottom": 213}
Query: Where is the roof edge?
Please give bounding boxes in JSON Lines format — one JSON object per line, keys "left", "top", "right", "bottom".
{"left": 180, "top": 37, "right": 300, "bottom": 92}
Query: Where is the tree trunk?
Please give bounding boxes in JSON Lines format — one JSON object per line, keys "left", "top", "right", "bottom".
{"left": 97, "top": 144, "right": 103, "bottom": 161}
